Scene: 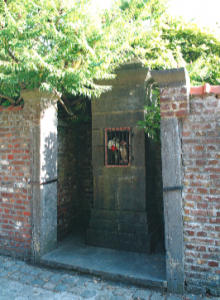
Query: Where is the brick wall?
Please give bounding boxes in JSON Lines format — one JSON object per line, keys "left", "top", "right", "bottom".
{"left": 182, "top": 93, "right": 220, "bottom": 295}
{"left": 0, "top": 105, "right": 32, "bottom": 259}
{"left": 159, "top": 83, "right": 220, "bottom": 295}
{"left": 57, "top": 122, "right": 93, "bottom": 241}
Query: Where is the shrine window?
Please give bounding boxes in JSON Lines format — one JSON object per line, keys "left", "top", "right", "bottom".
{"left": 105, "top": 128, "right": 130, "bottom": 167}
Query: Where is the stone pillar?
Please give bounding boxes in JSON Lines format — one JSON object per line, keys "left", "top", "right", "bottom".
{"left": 87, "top": 62, "right": 159, "bottom": 253}
{"left": 20, "top": 89, "right": 58, "bottom": 262}
{"left": 150, "top": 68, "right": 190, "bottom": 294}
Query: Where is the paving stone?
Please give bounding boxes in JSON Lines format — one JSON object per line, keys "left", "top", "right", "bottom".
{"left": 113, "top": 288, "right": 133, "bottom": 296}
{"left": 76, "top": 277, "right": 90, "bottom": 286}
{"left": 39, "top": 270, "right": 54, "bottom": 280}
{"left": 8, "top": 271, "right": 23, "bottom": 280}
{"left": 53, "top": 294, "right": 79, "bottom": 300}
{"left": 110, "top": 296, "right": 126, "bottom": 300}
{"left": 31, "top": 278, "right": 45, "bottom": 287}
{"left": 14, "top": 261, "right": 27, "bottom": 266}
{"left": 43, "top": 281, "right": 56, "bottom": 290}
{"left": 150, "top": 292, "right": 166, "bottom": 300}
{"left": 19, "top": 274, "right": 35, "bottom": 283}
{"left": 84, "top": 282, "right": 105, "bottom": 291}
{"left": 50, "top": 273, "right": 64, "bottom": 283}
{"left": 29, "top": 268, "right": 42, "bottom": 276}
{"left": 96, "top": 295, "right": 111, "bottom": 300}
{"left": 54, "top": 283, "right": 69, "bottom": 292}
{"left": 61, "top": 275, "right": 79, "bottom": 285}
{"left": 1, "top": 261, "right": 15, "bottom": 268}
{"left": 133, "top": 289, "right": 151, "bottom": 300}
{"left": 183, "top": 296, "right": 200, "bottom": 300}
{"left": 166, "top": 296, "right": 182, "bottom": 300}
{"left": 69, "top": 286, "right": 83, "bottom": 295}
{"left": 0, "top": 270, "right": 9, "bottom": 277}
{"left": 7, "top": 265, "right": 20, "bottom": 272}
{"left": 20, "top": 265, "right": 35, "bottom": 273}
{"left": 81, "top": 290, "right": 97, "bottom": 298}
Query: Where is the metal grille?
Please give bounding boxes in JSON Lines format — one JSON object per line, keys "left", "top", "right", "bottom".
{"left": 105, "top": 128, "right": 131, "bottom": 167}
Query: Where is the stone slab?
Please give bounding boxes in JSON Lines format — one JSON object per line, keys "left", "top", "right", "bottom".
{"left": 41, "top": 234, "right": 166, "bottom": 290}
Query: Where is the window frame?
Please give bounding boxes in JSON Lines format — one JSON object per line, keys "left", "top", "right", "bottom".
{"left": 104, "top": 127, "right": 131, "bottom": 167}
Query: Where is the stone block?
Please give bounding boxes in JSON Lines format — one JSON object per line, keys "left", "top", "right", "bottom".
{"left": 132, "top": 128, "right": 145, "bottom": 167}
{"left": 133, "top": 289, "right": 151, "bottom": 300}
{"left": 80, "top": 290, "right": 97, "bottom": 298}
{"left": 87, "top": 229, "right": 157, "bottom": 253}
{"left": 92, "top": 111, "right": 144, "bottom": 129}
{"left": 90, "top": 209, "right": 150, "bottom": 224}
{"left": 54, "top": 283, "right": 69, "bottom": 292}
{"left": 39, "top": 270, "right": 54, "bottom": 280}
{"left": 118, "top": 177, "right": 146, "bottom": 211}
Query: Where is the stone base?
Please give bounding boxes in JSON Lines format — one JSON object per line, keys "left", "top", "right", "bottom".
{"left": 87, "top": 209, "right": 159, "bottom": 254}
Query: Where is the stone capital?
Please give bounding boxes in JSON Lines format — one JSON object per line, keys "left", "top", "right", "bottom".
{"left": 147, "top": 68, "right": 191, "bottom": 119}
{"left": 20, "top": 89, "right": 59, "bottom": 125}
{"left": 150, "top": 68, "right": 190, "bottom": 90}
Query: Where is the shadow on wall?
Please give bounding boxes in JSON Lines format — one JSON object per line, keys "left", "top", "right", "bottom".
{"left": 42, "top": 132, "right": 57, "bottom": 183}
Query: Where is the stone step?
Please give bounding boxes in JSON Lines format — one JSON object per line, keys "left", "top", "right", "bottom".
{"left": 90, "top": 209, "right": 155, "bottom": 224}
{"left": 87, "top": 227, "right": 160, "bottom": 254}
{"left": 89, "top": 218, "right": 155, "bottom": 236}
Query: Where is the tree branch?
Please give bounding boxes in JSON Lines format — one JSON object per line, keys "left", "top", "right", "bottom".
{"left": 16, "top": 96, "right": 23, "bottom": 104}
{"left": 70, "top": 97, "right": 86, "bottom": 107}
{"left": 0, "top": 93, "right": 15, "bottom": 105}
{"left": 8, "top": 49, "right": 19, "bottom": 63}
{"left": 53, "top": 89, "right": 74, "bottom": 116}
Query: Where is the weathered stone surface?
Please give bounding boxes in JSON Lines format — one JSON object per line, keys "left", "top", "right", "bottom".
{"left": 0, "top": 254, "right": 212, "bottom": 299}
{"left": 89, "top": 62, "right": 159, "bottom": 254}
{"left": 150, "top": 292, "right": 166, "bottom": 300}
{"left": 133, "top": 289, "right": 151, "bottom": 299}
{"left": 80, "top": 290, "right": 97, "bottom": 298}
{"left": 54, "top": 283, "right": 69, "bottom": 292}
{"left": 87, "top": 229, "right": 154, "bottom": 253}
{"left": 19, "top": 274, "right": 35, "bottom": 283}
{"left": 30, "top": 278, "right": 45, "bottom": 286}
{"left": 92, "top": 111, "right": 144, "bottom": 129}
{"left": 118, "top": 176, "right": 146, "bottom": 211}
{"left": 161, "top": 118, "right": 184, "bottom": 294}
{"left": 151, "top": 68, "right": 190, "bottom": 89}
{"left": 39, "top": 270, "right": 53, "bottom": 280}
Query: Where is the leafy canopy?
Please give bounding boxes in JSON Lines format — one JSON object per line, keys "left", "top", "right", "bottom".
{"left": 0, "top": 0, "right": 220, "bottom": 120}
{"left": 0, "top": 0, "right": 166, "bottom": 109}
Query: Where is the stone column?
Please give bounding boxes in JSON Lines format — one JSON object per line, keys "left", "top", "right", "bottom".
{"left": 20, "top": 89, "right": 59, "bottom": 262}
{"left": 150, "top": 68, "right": 190, "bottom": 294}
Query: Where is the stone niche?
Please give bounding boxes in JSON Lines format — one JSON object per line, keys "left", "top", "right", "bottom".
{"left": 87, "top": 61, "right": 159, "bottom": 253}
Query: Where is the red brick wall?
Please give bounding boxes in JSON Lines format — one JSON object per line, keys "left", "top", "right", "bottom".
{"left": 160, "top": 86, "right": 220, "bottom": 294}
{"left": 182, "top": 93, "right": 220, "bottom": 293}
{"left": 0, "top": 106, "right": 32, "bottom": 259}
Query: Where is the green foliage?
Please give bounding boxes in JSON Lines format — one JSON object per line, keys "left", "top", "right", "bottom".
{"left": 1, "top": 99, "right": 11, "bottom": 106}
{"left": 0, "top": 0, "right": 164, "bottom": 104}
{"left": 137, "top": 100, "right": 161, "bottom": 142}
{"left": 160, "top": 18, "right": 220, "bottom": 85}
{"left": 0, "top": 0, "right": 219, "bottom": 128}
{"left": 137, "top": 87, "right": 161, "bottom": 142}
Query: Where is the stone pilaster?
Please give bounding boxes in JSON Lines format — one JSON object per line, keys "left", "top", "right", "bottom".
{"left": 149, "top": 68, "right": 190, "bottom": 294}
{"left": 20, "top": 89, "right": 59, "bottom": 262}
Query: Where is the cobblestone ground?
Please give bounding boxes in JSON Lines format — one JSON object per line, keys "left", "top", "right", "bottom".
{"left": 0, "top": 255, "right": 217, "bottom": 300}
